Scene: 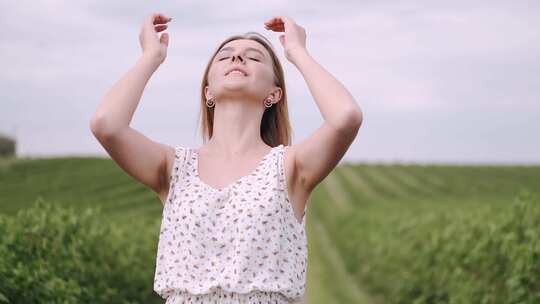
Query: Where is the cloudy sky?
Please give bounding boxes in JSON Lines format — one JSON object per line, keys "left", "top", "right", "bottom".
{"left": 1, "top": 0, "right": 538, "bottom": 165}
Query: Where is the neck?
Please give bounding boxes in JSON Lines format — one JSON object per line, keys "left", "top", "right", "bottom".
{"left": 205, "top": 97, "right": 269, "bottom": 156}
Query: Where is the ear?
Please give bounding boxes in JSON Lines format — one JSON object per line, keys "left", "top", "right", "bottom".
{"left": 204, "top": 86, "right": 211, "bottom": 101}
{"left": 270, "top": 87, "right": 283, "bottom": 103}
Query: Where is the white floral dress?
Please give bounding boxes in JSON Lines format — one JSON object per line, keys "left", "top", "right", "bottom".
{"left": 153, "top": 144, "right": 308, "bottom": 303}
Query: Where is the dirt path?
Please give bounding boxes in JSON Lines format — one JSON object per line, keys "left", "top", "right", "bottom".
{"left": 312, "top": 215, "right": 376, "bottom": 303}
{"left": 309, "top": 169, "right": 379, "bottom": 303}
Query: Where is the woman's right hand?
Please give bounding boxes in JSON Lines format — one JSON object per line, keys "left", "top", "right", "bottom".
{"left": 139, "top": 12, "right": 172, "bottom": 64}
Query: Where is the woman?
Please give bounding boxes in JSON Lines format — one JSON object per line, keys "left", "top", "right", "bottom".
{"left": 90, "top": 12, "right": 362, "bottom": 304}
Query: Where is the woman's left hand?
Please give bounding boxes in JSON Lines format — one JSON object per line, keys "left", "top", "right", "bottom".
{"left": 264, "top": 16, "right": 307, "bottom": 64}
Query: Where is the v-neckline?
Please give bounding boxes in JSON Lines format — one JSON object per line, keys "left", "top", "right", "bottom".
{"left": 192, "top": 145, "right": 280, "bottom": 193}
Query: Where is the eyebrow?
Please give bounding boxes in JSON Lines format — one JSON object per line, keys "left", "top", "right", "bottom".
{"left": 218, "top": 46, "right": 266, "bottom": 58}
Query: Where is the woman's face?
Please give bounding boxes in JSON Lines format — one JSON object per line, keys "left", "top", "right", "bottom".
{"left": 206, "top": 39, "right": 277, "bottom": 103}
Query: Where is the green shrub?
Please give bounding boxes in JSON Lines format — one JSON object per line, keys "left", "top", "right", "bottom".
{"left": 394, "top": 190, "right": 540, "bottom": 304}
{"left": 0, "top": 198, "right": 158, "bottom": 304}
{"left": 331, "top": 186, "right": 540, "bottom": 304}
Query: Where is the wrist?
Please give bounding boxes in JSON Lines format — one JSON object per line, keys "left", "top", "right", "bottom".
{"left": 289, "top": 48, "right": 310, "bottom": 66}
{"left": 140, "top": 51, "right": 164, "bottom": 67}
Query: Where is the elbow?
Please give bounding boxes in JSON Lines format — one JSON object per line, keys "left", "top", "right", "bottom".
{"left": 89, "top": 115, "right": 104, "bottom": 136}
{"left": 328, "top": 109, "right": 363, "bottom": 135}
{"left": 348, "top": 108, "right": 363, "bottom": 129}
{"left": 340, "top": 108, "right": 363, "bottom": 131}
{"left": 89, "top": 115, "right": 116, "bottom": 138}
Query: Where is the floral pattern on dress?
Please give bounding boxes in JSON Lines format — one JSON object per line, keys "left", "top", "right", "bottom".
{"left": 153, "top": 144, "right": 308, "bottom": 304}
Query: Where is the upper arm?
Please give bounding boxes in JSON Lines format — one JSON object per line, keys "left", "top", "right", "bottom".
{"left": 90, "top": 125, "right": 174, "bottom": 198}
{"left": 290, "top": 113, "right": 362, "bottom": 193}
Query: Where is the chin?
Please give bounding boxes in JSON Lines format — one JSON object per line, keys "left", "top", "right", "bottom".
{"left": 221, "top": 83, "right": 250, "bottom": 90}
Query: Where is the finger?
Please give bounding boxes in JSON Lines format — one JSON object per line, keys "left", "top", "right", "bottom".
{"left": 145, "top": 13, "right": 167, "bottom": 29}
{"left": 266, "top": 16, "right": 289, "bottom": 25}
{"left": 266, "top": 16, "right": 292, "bottom": 34}
{"left": 155, "top": 24, "right": 168, "bottom": 32}
{"left": 267, "top": 23, "right": 285, "bottom": 28}
{"left": 264, "top": 21, "right": 284, "bottom": 29}
{"left": 264, "top": 17, "right": 284, "bottom": 25}
{"left": 265, "top": 20, "right": 283, "bottom": 27}
{"left": 265, "top": 25, "right": 284, "bottom": 32}
{"left": 265, "top": 22, "right": 285, "bottom": 30}
{"left": 265, "top": 21, "right": 284, "bottom": 27}
{"left": 160, "top": 32, "right": 169, "bottom": 47}
{"left": 147, "top": 12, "right": 165, "bottom": 22}
{"left": 151, "top": 13, "right": 171, "bottom": 25}
{"left": 154, "top": 15, "right": 170, "bottom": 25}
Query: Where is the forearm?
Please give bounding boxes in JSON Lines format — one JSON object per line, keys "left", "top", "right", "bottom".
{"left": 90, "top": 53, "right": 162, "bottom": 136}
{"left": 291, "top": 49, "right": 363, "bottom": 129}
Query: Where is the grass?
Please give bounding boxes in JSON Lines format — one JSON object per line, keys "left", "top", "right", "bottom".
{"left": 1, "top": 155, "right": 539, "bottom": 303}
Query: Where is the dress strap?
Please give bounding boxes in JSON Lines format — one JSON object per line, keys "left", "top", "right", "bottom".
{"left": 275, "top": 144, "right": 287, "bottom": 188}
{"left": 164, "top": 146, "right": 188, "bottom": 207}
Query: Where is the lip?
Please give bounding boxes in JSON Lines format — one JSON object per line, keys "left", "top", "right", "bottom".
{"left": 225, "top": 66, "right": 248, "bottom": 76}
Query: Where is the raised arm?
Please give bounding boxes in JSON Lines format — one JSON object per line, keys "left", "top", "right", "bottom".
{"left": 265, "top": 16, "right": 363, "bottom": 195}
{"left": 89, "top": 13, "right": 174, "bottom": 205}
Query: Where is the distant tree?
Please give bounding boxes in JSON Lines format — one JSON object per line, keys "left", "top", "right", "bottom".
{"left": 0, "top": 132, "right": 16, "bottom": 157}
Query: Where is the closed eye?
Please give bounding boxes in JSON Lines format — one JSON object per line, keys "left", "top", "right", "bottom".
{"left": 218, "top": 57, "right": 260, "bottom": 62}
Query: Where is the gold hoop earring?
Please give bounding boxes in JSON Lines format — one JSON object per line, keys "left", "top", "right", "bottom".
{"left": 206, "top": 97, "right": 215, "bottom": 108}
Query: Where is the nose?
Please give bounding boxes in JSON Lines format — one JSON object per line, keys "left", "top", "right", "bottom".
{"left": 232, "top": 55, "right": 244, "bottom": 63}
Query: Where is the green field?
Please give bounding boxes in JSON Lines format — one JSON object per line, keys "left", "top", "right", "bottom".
{"left": 1, "top": 156, "right": 539, "bottom": 303}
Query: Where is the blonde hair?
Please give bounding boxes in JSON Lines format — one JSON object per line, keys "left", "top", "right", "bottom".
{"left": 198, "top": 32, "right": 293, "bottom": 147}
